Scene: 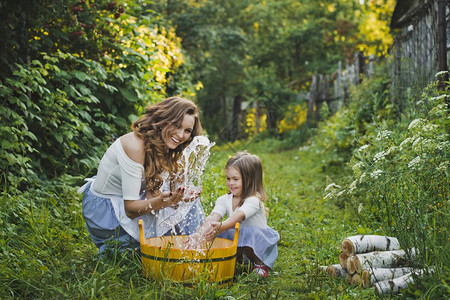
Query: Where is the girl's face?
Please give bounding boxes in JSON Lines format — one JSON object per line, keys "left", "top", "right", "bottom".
{"left": 226, "top": 166, "right": 242, "bottom": 197}
{"left": 163, "top": 114, "right": 195, "bottom": 149}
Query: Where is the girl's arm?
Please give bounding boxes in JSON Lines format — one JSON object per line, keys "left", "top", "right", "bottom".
{"left": 184, "top": 212, "right": 222, "bottom": 246}
{"left": 194, "top": 212, "right": 222, "bottom": 236}
{"left": 204, "top": 210, "right": 245, "bottom": 241}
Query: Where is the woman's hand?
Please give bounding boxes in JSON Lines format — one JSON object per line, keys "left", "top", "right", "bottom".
{"left": 182, "top": 186, "right": 202, "bottom": 202}
{"left": 124, "top": 188, "right": 185, "bottom": 218}
{"left": 161, "top": 187, "right": 185, "bottom": 209}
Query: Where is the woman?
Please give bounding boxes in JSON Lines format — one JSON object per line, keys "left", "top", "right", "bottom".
{"left": 79, "top": 97, "right": 205, "bottom": 253}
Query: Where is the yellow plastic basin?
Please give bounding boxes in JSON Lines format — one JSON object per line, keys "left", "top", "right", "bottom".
{"left": 139, "top": 220, "right": 240, "bottom": 285}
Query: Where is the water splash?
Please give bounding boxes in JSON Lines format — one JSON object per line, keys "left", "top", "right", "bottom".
{"left": 175, "top": 135, "right": 215, "bottom": 199}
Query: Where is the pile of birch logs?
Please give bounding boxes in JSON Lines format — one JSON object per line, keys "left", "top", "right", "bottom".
{"left": 322, "top": 235, "right": 425, "bottom": 295}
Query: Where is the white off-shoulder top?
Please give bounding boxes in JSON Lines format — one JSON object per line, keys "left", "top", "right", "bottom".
{"left": 91, "top": 138, "right": 144, "bottom": 200}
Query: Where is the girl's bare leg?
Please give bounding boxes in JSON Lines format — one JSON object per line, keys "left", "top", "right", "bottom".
{"left": 242, "top": 246, "right": 264, "bottom": 265}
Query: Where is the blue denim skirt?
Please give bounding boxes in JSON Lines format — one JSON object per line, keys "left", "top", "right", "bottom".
{"left": 82, "top": 183, "right": 205, "bottom": 254}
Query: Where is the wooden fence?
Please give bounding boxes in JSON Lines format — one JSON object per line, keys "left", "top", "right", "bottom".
{"left": 306, "top": 0, "right": 449, "bottom": 125}
{"left": 306, "top": 52, "right": 375, "bottom": 125}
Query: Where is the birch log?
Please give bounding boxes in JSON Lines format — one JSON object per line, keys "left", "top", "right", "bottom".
{"left": 362, "top": 267, "right": 413, "bottom": 288}
{"left": 339, "top": 252, "right": 349, "bottom": 269}
{"left": 347, "top": 249, "right": 416, "bottom": 274}
{"left": 374, "top": 273, "right": 413, "bottom": 295}
{"left": 341, "top": 235, "right": 401, "bottom": 256}
{"left": 326, "top": 264, "right": 349, "bottom": 277}
{"left": 351, "top": 273, "right": 362, "bottom": 285}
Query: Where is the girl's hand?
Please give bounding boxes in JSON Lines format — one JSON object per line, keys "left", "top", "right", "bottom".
{"left": 184, "top": 232, "right": 204, "bottom": 249}
{"left": 204, "top": 221, "right": 222, "bottom": 241}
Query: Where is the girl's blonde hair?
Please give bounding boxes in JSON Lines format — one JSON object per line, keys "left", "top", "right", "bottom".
{"left": 226, "top": 151, "right": 266, "bottom": 207}
{"left": 132, "top": 97, "right": 203, "bottom": 193}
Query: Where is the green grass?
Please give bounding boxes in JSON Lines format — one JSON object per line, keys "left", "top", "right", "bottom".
{"left": 1, "top": 140, "right": 380, "bottom": 299}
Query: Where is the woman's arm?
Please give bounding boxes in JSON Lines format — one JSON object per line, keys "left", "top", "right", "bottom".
{"left": 124, "top": 188, "right": 185, "bottom": 219}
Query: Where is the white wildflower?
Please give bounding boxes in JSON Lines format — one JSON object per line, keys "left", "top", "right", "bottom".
{"left": 422, "top": 124, "right": 438, "bottom": 132}
{"left": 408, "top": 156, "right": 421, "bottom": 169}
{"left": 376, "top": 130, "right": 393, "bottom": 141}
{"left": 359, "top": 172, "right": 367, "bottom": 183}
{"left": 358, "top": 203, "right": 363, "bottom": 214}
{"left": 370, "top": 169, "right": 383, "bottom": 178}
{"left": 352, "top": 162, "right": 363, "bottom": 174}
{"left": 374, "top": 149, "right": 391, "bottom": 162}
{"left": 348, "top": 180, "right": 357, "bottom": 194}
{"left": 412, "top": 137, "right": 422, "bottom": 149}
{"left": 437, "top": 141, "right": 450, "bottom": 150}
{"left": 437, "top": 161, "right": 449, "bottom": 172}
{"left": 429, "top": 94, "right": 447, "bottom": 102}
{"left": 324, "top": 193, "right": 333, "bottom": 200}
{"left": 358, "top": 144, "right": 370, "bottom": 152}
{"left": 336, "top": 190, "right": 346, "bottom": 197}
{"left": 408, "top": 118, "right": 425, "bottom": 130}
{"left": 429, "top": 103, "right": 447, "bottom": 117}
{"left": 435, "top": 70, "right": 448, "bottom": 78}
{"left": 325, "top": 183, "right": 341, "bottom": 192}
{"left": 399, "top": 137, "right": 412, "bottom": 150}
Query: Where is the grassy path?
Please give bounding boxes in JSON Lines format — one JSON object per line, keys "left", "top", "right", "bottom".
{"left": 201, "top": 143, "right": 372, "bottom": 298}
{"left": 1, "top": 143, "right": 377, "bottom": 299}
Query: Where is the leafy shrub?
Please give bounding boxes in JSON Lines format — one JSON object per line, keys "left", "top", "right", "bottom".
{"left": 0, "top": 2, "right": 194, "bottom": 191}
{"left": 325, "top": 77, "right": 449, "bottom": 297}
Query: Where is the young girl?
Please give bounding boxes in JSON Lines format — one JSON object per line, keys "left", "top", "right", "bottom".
{"left": 189, "top": 151, "right": 279, "bottom": 277}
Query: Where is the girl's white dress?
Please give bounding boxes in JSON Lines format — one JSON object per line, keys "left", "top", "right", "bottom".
{"left": 213, "top": 193, "right": 279, "bottom": 269}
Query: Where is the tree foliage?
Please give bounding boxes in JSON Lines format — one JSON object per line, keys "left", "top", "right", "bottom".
{"left": 151, "top": 0, "right": 394, "bottom": 139}
{"left": 0, "top": 0, "right": 193, "bottom": 190}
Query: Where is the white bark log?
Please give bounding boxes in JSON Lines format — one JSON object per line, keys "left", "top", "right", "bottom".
{"left": 326, "top": 264, "right": 349, "bottom": 277}
{"left": 374, "top": 273, "right": 413, "bottom": 295}
{"left": 346, "top": 255, "right": 357, "bottom": 274}
{"left": 339, "top": 251, "right": 349, "bottom": 269}
{"left": 351, "top": 273, "right": 362, "bottom": 285}
{"left": 362, "top": 267, "right": 413, "bottom": 288}
{"left": 345, "top": 274, "right": 353, "bottom": 284}
{"left": 353, "top": 249, "right": 416, "bottom": 274}
{"left": 341, "top": 235, "right": 401, "bottom": 256}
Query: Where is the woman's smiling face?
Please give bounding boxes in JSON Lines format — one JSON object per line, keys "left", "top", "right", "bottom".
{"left": 162, "top": 114, "right": 195, "bottom": 149}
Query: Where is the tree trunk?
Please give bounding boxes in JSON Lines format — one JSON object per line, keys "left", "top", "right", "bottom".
{"left": 229, "top": 95, "right": 242, "bottom": 141}
{"left": 438, "top": 0, "right": 449, "bottom": 91}
{"left": 347, "top": 249, "right": 416, "bottom": 274}
{"left": 341, "top": 235, "right": 401, "bottom": 257}
{"left": 307, "top": 75, "right": 319, "bottom": 126}
{"left": 362, "top": 267, "right": 413, "bottom": 288}
{"left": 254, "top": 101, "right": 261, "bottom": 133}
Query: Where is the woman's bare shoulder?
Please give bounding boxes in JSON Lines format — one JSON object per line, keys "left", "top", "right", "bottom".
{"left": 120, "top": 132, "right": 145, "bottom": 164}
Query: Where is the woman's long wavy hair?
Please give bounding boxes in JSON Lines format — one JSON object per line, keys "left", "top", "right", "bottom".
{"left": 132, "top": 97, "right": 203, "bottom": 193}
{"left": 225, "top": 151, "right": 266, "bottom": 207}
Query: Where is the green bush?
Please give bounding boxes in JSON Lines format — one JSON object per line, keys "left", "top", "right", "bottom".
{"left": 325, "top": 76, "right": 449, "bottom": 297}
{"left": 0, "top": 1, "right": 194, "bottom": 191}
